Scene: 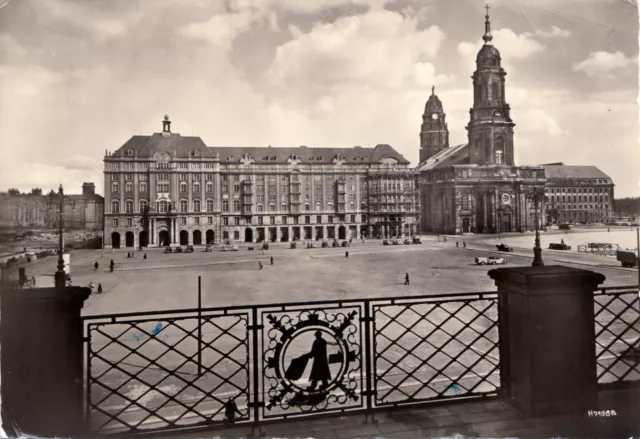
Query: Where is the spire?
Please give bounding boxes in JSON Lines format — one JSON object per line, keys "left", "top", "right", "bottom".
{"left": 431, "top": 86, "right": 435, "bottom": 95}
{"left": 483, "top": 3, "right": 493, "bottom": 44}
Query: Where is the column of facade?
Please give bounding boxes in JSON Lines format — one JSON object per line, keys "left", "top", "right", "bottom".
{"left": 482, "top": 194, "right": 488, "bottom": 233}
{"left": 151, "top": 219, "right": 155, "bottom": 246}
{"left": 173, "top": 218, "right": 177, "bottom": 244}
{"left": 356, "top": 224, "right": 361, "bottom": 239}
{"left": 287, "top": 226, "right": 292, "bottom": 242}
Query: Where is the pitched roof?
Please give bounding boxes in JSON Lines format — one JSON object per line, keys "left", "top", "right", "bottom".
{"left": 542, "top": 164, "right": 612, "bottom": 180}
{"left": 208, "top": 144, "right": 410, "bottom": 165}
{"left": 416, "top": 144, "right": 469, "bottom": 171}
{"left": 114, "top": 133, "right": 212, "bottom": 159}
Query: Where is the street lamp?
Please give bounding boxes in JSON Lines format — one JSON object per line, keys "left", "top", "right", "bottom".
{"left": 526, "top": 187, "right": 545, "bottom": 267}
{"left": 496, "top": 205, "right": 505, "bottom": 240}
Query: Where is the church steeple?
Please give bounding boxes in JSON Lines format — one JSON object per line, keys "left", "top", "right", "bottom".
{"left": 466, "top": 6, "right": 516, "bottom": 166}
{"left": 419, "top": 86, "right": 449, "bottom": 163}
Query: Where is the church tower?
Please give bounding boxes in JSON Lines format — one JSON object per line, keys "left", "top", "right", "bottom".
{"left": 466, "top": 6, "right": 515, "bottom": 166}
{"left": 419, "top": 86, "right": 450, "bottom": 163}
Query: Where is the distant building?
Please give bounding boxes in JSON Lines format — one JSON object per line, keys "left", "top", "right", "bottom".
{"left": 416, "top": 9, "right": 545, "bottom": 234}
{"left": 541, "top": 163, "right": 614, "bottom": 224}
{"left": 102, "top": 116, "right": 419, "bottom": 248}
{"left": 0, "top": 183, "right": 103, "bottom": 231}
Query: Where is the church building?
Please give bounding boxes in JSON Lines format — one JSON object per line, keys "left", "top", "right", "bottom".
{"left": 417, "top": 8, "right": 546, "bottom": 234}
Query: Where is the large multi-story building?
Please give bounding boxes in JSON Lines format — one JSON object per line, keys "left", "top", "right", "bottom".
{"left": 102, "top": 116, "right": 419, "bottom": 249}
{"left": 0, "top": 183, "right": 103, "bottom": 231}
{"left": 416, "top": 8, "right": 546, "bottom": 235}
{"left": 541, "top": 163, "right": 614, "bottom": 224}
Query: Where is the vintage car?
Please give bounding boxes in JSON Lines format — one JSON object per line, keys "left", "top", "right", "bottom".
{"left": 412, "top": 237, "right": 422, "bottom": 244}
{"left": 403, "top": 239, "right": 412, "bottom": 245}
{"left": 321, "top": 241, "right": 329, "bottom": 248}
{"left": 341, "top": 241, "right": 350, "bottom": 247}
{"left": 383, "top": 239, "right": 390, "bottom": 245}
{"left": 332, "top": 240, "right": 340, "bottom": 248}
{"left": 221, "top": 246, "right": 229, "bottom": 252}
{"left": 307, "top": 242, "right": 317, "bottom": 249}
{"left": 262, "top": 242, "right": 270, "bottom": 250}
{"left": 558, "top": 224, "right": 572, "bottom": 230}
{"left": 248, "top": 246, "right": 254, "bottom": 251}
{"left": 475, "top": 256, "right": 507, "bottom": 265}
{"left": 185, "top": 245, "right": 194, "bottom": 253}
{"left": 174, "top": 246, "right": 183, "bottom": 253}
{"left": 163, "top": 247, "right": 173, "bottom": 253}
{"left": 392, "top": 239, "right": 402, "bottom": 245}
{"left": 231, "top": 245, "right": 239, "bottom": 251}
{"left": 290, "top": 242, "right": 297, "bottom": 249}
{"left": 549, "top": 243, "right": 571, "bottom": 250}
{"left": 204, "top": 245, "right": 213, "bottom": 252}
{"left": 496, "top": 244, "right": 514, "bottom": 252}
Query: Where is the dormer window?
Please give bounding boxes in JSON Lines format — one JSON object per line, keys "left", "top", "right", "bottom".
{"left": 194, "top": 150, "right": 200, "bottom": 157}
{"left": 127, "top": 149, "right": 134, "bottom": 156}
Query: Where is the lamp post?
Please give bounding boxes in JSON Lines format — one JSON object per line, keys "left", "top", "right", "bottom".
{"left": 496, "top": 205, "right": 504, "bottom": 240}
{"left": 54, "top": 185, "right": 66, "bottom": 288}
{"left": 526, "top": 187, "right": 545, "bottom": 267}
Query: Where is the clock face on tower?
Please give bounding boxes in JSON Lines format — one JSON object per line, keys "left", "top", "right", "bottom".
{"left": 431, "top": 113, "right": 439, "bottom": 120}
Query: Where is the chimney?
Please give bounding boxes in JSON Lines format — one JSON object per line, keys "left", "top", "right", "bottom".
{"left": 82, "top": 182, "right": 95, "bottom": 197}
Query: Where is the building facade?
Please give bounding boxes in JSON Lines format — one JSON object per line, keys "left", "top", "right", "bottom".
{"left": 0, "top": 183, "right": 103, "bottom": 231}
{"left": 416, "top": 9, "right": 546, "bottom": 235}
{"left": 102, "top": 116, "right": 419, "bottom": 249}
{"left": 542, "top": 163, "right": 614, "bottom": 224}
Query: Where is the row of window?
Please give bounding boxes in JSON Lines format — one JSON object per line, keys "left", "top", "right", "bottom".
{"left": 548, "top": 195, "right": 609, "bottom": 203}
{"left": 548, "top": 187, "right": 610, "bottom": 194}
{"left": 550, "top": 205, "right": 610, "bottom": 211}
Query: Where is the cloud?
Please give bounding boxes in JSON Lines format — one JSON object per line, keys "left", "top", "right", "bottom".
{"left": 572, "top": 50, "right": 635, "bottom": 77}
{"left": 267, "top": 9, "right": 447, "bottom": 95}
{"left": 523, "top": 25, "right": 571, "bottom": 39}
{"left": 62, "top": 155, "right": 99, "bottom": 171}
{"left": 178, "top": 11, "right": 258, "bottom": 50}
{"left": 229, "top": 0, "right": 391, "bottom": 14}
{"left": 458, "top": 28, "right": 545, "bottom": 62}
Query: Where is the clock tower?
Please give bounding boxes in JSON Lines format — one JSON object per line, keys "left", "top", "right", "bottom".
{"left": 466, "top": 5, "right": 515, "bottom": 166}
{"left": 419, "top": 86, "right": 450, "bottom": 163}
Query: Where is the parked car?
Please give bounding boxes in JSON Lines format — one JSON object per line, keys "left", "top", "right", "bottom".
{"left": 290, "top": 242, "right": 297, "bottom": 249}
{"left": 496, "top": 244, "right": 514, "bottom": 252}
{"left": 204, "top": 245, "right": 213, "bottom": 252}
{"left": 403, "top": 239, "right": 411, "bottom": 245}
{"left": 221, "top": 246, "right": 229, "bottom": 252}
{"left": 185, "top": 245, "right": 194, "bottom": 253}
{"left": 332, "top": 240, "right": 340, "bottom": 248}
{"left": 341, "top": 241, "right": 350, "bottom": 247}
{"left": 175, "top": 246, "right": 183, "bottom": 253}
{"left": 383, "top": 239, "right": 390, "bottom": 245}
{"left": 262, "top": 242, "right": 270, "bottom": 250}
{"left": 559, "top": 224, "right": 571, "bottom": 230}
{"left": 321, "top": 241, "right": 329, "bottom": 248}
{"left": 475, "top": 256, "right": 507, "bottom": 265}
{"left": 549, "top": 243, "right": 571, "bottom": 250}
{"left": 248, "top": 246, "right": 254, "bottom": 251}
{"left": 392, "top": 239, "right": 401, "bottom": 245}
{"left": 617, "top": 250, "right": 638, "bottom": 268}
{"left": 231, "top": 245, "right": 239, "bottom": 251}
{"left": 412, "top": 237, "right": 422, "bottom": 244}
{"left": 164, "top": 247, "right": 173, "bottom": 253}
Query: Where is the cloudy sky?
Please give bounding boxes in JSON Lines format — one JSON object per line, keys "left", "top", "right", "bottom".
{"left": 0, "top": 0, "right": 638, "bottom": 196}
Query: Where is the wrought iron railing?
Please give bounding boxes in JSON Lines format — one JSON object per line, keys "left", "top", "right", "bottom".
{"left": 594, "top": 286, "right": 640, "bottom": 388}
{"left": 82, "top": 291, "right": 500, "bottom": 436}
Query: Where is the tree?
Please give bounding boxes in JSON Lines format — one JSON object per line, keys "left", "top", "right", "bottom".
{"left": 30, "top": 188, "right": 42, "bottom": 196}
{"left": 7, "top": 188, "right": 20, "bottom": 196}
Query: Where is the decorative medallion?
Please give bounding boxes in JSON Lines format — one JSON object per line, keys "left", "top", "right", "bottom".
{"left": 263, "top": 309, "right": 361, "bottom": 414}
{"left": 501, "top": 193, "right": 511, "bottom": 204}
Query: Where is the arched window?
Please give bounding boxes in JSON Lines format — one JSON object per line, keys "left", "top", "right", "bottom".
{"left": 158, "top": 201, "right": 168, "bottom": 213}
{"left": 461, "top": 194, "right": 470, "bottom": 210}
{"left": 491, "top": 82, "right": 500, "bottom": 101}
{"left": 139, "top": 200, "right": 148, "bottom": 212}
{"left": 125, "top": 200, "right": 133, "bottom": 214}
{"left": 233, "top": 200, "right": 240, "bottom": 212}
{"left": 495, "top": 136, "right": 505, "bottom": 164}
{"left": 127, "top": 149, "right": 134, "bottom": 156}
{"left": 194, "top": 199, "right": 201, "bottom": 212}
{"left": 194, "top": 150, "right": 200, "bottom": 157}
{"left": 180, "top": 200, "right": 188, "bottom": 213}
{"left": 112, "top": 200, "right": 120, "bottom": 213}
{"left": 207, "top": 199, "right": 214, "bottom": 212}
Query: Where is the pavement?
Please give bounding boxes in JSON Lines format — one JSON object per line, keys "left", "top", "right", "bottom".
{"left": 141, "top": 388, "right": 640, "bottom": 439}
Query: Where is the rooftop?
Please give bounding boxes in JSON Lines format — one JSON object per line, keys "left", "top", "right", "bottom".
{"left": 542, "top": 164, "right": 612, "bottom": 180}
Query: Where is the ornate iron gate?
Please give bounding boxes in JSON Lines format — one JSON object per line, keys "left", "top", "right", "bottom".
{"left": 83, "top": 291, "right": 500, "bottom": 436}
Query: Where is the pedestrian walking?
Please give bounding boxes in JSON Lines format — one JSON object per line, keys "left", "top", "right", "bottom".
{"left": 97, "top": 283, "right": 103, "bottom": 294}
{"left": 345, "top": 251, "right": 349, "bottom": 258}
{"left": 94, "top": 261, "right": 99, "bottom": 271}
{"left": 463, "top": 241, "right": 466, "bottom": 248}
{"left": 110, "top": 259, "right": 115, "bottom": 273}
{"left": 456, "top": 241, "right": 459, "bottom": 248}
{"left": 32, "top": 276, "right": 36, "bottom": 286}
{"left": 443, "top": 236, "right": 447, "bottom": 242}
{"left": 404, "top": 273, "right": 410, "bottom": 285}
{"left": 608, "top": 228, "right": 610, "bottom": 232}
{"left": 144, "top": 253, "right": 147, "bottom": 260}
{"left": 127, "top": 252, "right": 130, "bottom": 258}
{"left": 224, "top": 398, "right": 241, "bottom": 425}
{"left": 270, "top": 256, "right": 274, "bottom": 265}
{"left": 259, "top": 261, "right": 263, "bottom": 270}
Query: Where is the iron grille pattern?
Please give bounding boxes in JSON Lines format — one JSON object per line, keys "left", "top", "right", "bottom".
{"left": 594, "top": 286, "right": 640, "bottom": 387}
{"left": 83, "top": 291, "right": 499, "bottom": 436}
{"left": 373, "top": 294, "right": 500, "bottom": 406}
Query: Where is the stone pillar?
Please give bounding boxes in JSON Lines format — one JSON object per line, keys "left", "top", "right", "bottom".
{"left": 1, "top": 286, "right": 91, "bottom": 437}
{"left": 151, "top": 218, "right": 156, "bottom": 246}
{"left": 323, "top": 225, "right": 327, "bottom": 240}
{"left": 288, "top": 226, "right": 292, "bottom": 242}
{"left": 188, "top": 227, "right": 194, "bottom": 245}
{"left": 489, "top": 266, "right": 605, "bottom": 417}
{"left": 356, "top": 224, "right": 361, "bottom": 238}
{"left": 173, "top": 218, "right": 178, "bottom": 244}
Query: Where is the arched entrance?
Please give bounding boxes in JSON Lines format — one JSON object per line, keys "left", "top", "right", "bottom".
{"left": 244, "top": 228, "right": 253, "bottom": 242}
{"left": 111, "top": 232, "right": 121, "bottom": 249}
{"left": 139, "top": 231, "right": 148, "bottom": 248}
{"left": 158, "top": 230, "right": 170, "bottom": 246}
{"left": 193, "top": 230, "right": 202, "bottom": 245}
{"left": 125, "top": 231, "right": 134, "bottom": 248}
{"left": 180, "top": 230, "right": 188, "bottom": 246}
{"left": 462, "top": 218, "right": 470, "bottom": 233}
{"left": 206, "top": 229, "right": 214, "bottom": 244}
{"left": 338, "top": 225, "right": 346, "bottom": 240}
